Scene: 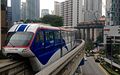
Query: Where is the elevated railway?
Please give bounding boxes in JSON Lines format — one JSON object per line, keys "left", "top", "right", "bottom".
{"left": 0, "top": 39, "right": 85, "bottom": 75}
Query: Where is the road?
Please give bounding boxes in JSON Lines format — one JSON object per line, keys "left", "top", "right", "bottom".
{"left": 82, "top": 56, "right": 108, "bottom": 75}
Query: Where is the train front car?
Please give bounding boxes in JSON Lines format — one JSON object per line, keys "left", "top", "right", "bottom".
{"left": 2, "top": 24, "right": 37, "bottom": 58}
{"left": 2, "top": 23, "right": 77, "bottom": 72}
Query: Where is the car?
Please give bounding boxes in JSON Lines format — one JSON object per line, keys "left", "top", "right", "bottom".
{"left": 94, "top": 54, "right": 101, "bottom": 62}
{"left": 86, "top": 53, "right": 90, "bottom": 57}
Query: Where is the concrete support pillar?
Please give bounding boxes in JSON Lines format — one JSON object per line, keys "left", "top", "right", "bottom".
{"left": 83, "top": 29, "right": 85, "bottom": 40}
{"left": 92, "top": 28, "right": 94, "bottom": 41}
{"left": 79, "top": 29, "right": 81, "bottom": 39}
{"left": 87, "top": 28, "right": 90, "bottom": 41}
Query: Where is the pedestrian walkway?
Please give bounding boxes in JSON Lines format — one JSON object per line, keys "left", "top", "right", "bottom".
{"left": 104, "top": 58, "right": 120, "bottom": 69}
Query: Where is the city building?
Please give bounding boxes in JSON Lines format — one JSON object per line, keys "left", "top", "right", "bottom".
{"left": 11, "top": 0, "right": 21, "bottom": 23}
{"left": 7, "top": 7, "right": 12, "bottom": 28}
{"left": 41, "top": 9, "right": 49, "bottom": 17}
{"left": 60, "top": 2, "right": 64, "bottom": 17}
{"left": 21, "top": 2, "right": 27, "bottom": 20}
{"left": 61, "top": 0, "right": 83, "bottom": 27}
{"left": 54, "top": 1, "right": 61, "bottom": 16}
{"left": 26, "top": 0, "right": 40, "bottom": 20}
{"left": 1, "top": 0, "right": 7, "bottom": 48}
{"left": 83, "top": 0, "right": 102, "bottom": 22}
{"left": 106, "top": 0, "right": 120, "bottom": 25}
{"left": 104, "top": 25, "right": 120, "bottom": 56}
{"left": 81, "top": 0, "right": 102, "bottom": 42}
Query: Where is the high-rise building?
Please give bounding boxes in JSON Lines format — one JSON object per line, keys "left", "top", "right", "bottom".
{"left": 60, "top": 2, "right": 64, "bottom": 17}
{"left": 61, "top": 0, "right": 83, "bottom": 27}
{"left": 106, "top": 0, "right": 120, "bottom": 25}
{"left": 11, "top": 0, "right": 21, "bottom": 23}
{"left": 7, "top": 7, "right": 12, "bottom": 27}
{"left": 54, "top": 1, "right": 61, "bottom": 16}
{"left": 21, "top": 2, "right": 27, "bottom": 20}
{"left": 26, "top": 0, "right": 40, "bottom": 20}
{"left": 41, "top": 9, "right": 49, "bottom": 17}
{"left": 83, "top": 0, "right": 102, "bottom": 22}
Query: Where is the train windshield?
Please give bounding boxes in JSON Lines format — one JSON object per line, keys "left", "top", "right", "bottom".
{"left": 5, "top": 32, "right": 34, "bottom": 47}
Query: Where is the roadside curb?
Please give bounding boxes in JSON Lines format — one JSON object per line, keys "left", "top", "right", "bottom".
{"left": 98, "top": 63, "right": 109, "bottom": 75}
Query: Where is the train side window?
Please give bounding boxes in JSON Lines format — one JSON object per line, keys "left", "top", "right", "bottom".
{"left": 49, "top": 31, "right": 54, "bottom": 40}
{"left": 35, "top": 31, "right": 44, "bottom": 43}
{"left": 39, "top": 31, "right": 44, "bottom": 42}
{"left": 61, "top": 31, "right": 64, "bottom": 39}
{"left": 54, "top": 31, "right": 60, "bottom": 40}
{"left": 35, "top": 32, "right": 40, "bottom": 43}
{"left": 45, "top": 31, "right": 54, "bottom": 41}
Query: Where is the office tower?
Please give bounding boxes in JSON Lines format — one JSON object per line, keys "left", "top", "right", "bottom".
{"left": 26, "top": 0, "right": 40, "bottom": 20}
{"left": 21, "top": 2, "right": 27, "bottom": 20}
{"left": 61, "top": 0, "right": 83, "bottom": 27}
{"left": 84, "top": 0, "right": 102, "bottom": 22}
{"left": 106, "top": 0, "right": 120, "bottom": 25}
{"left": 41, "top": 9, "right": 49, "bottom": 17}
{"left": 11, "top": 0, "right": 21, "bottom": 22}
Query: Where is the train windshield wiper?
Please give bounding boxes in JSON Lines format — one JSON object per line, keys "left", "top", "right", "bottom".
{"left": 8, "top": 42, "right": 15, "bottom": 47}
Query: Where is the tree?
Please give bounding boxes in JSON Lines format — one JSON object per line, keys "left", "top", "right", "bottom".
{"left": 85, "top": 39, "right": 94, "bottom": 52}
{"left": 96, "top": 32, "right": 103, "bottom": 43}
{"left": 41, "top": 15, "right": 63, "bottom": 27}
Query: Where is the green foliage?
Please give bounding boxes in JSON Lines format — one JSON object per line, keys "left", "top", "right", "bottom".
{"left": 112, "top": 44, "right": 120, "bottom": 54}
{"left": 101, "top": 62, "right": 120, "bottom": 75}
{"left": 21, "top": 19, "right": 42, "bottom": 23}
{"left": 85, "top": 40, "right": 94, "bottom": 52}
{"left": 96, "top": 32, "right": 103, "bottom": 43}
{"left": 41, "top": 15, "right": 63, "bottom": 27}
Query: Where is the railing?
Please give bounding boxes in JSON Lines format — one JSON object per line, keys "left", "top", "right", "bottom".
{"left": 36, "top": 39, "right": 85, "bottom": 75}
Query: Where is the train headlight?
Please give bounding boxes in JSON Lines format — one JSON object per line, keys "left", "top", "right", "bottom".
{"left": 22, "top": 49, "right": 27, "bottom": 53}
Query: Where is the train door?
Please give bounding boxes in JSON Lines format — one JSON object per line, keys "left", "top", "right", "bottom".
{"left": 38, "top": 30, "right": 56, "bottom": 64}
{"left": 30, "top": 30, "right": 44, "bottom": 56}
{"left": 44, "top": 30, "right": 54, "bottom": 49}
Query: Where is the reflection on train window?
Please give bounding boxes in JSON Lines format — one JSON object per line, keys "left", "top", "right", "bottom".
{"left": 39, "top": 31, "right": 44, "bottom": 42}
{"left": 6, "top": 32, "right": 33, "bottom": 46}
{"left": 35, "top": 31, "right": 44, "bottom": 43}
{"left": 45, "top": 31, "right": 54, "bottom": 41}
{"left": 54, "top": 31, "right": 60, "bottom": 40}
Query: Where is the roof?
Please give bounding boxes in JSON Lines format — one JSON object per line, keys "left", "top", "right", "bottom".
{"left": 8, "top": 23, "right": 74, "bottom": 33}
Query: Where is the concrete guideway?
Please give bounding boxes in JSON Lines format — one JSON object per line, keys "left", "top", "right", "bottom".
{"left": 0, "top": 59, "right": 33, "bottom": 75}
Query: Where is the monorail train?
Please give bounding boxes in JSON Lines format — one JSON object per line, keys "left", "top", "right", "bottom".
{"left": 2, "top": 23, "right": 77, "bottom": 71}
